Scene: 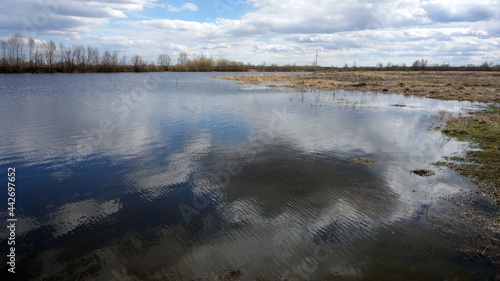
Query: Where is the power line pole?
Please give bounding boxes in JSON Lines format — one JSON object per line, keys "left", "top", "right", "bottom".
{"left": 315, "top": 49, "right": 318, "bottom": 67}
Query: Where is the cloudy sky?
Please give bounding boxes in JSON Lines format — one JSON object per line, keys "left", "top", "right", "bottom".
{"left": 0, "top": 0, "right": 499, "bottom": 66}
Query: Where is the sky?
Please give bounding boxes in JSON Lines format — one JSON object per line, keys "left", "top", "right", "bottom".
{"left": 0, "top": 0, "right": 499, "bottom": 66}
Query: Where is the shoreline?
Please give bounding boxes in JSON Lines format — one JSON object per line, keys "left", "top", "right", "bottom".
{"left": 219, "top": 71, "right": 500, "bottom": 196}
{"left": 219, "top": 70, "right": 500, "bottom": 270}
{"left": 220, "top": 71, "right": 500, "bottom": 102}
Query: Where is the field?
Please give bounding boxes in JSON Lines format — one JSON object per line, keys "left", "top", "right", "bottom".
{"left": 221, "top": 71, "right": 500, "bottom": 102}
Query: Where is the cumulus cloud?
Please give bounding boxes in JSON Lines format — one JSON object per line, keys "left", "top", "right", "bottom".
{"left": 167, "top": 3, "right": 198, "bottom": 12}
{"left": 0, "top": 0, "right": 499, "bottom": 65}
{"left": 234, "top": 0, "right": 429, "bottom": 35}
{"left": 423, "top": 0, "right": 500, "bottom": 23}
{"left": 48, "top": 199, "right": 122, "bottom": 237}
{"left": 0, "top": 0, "right": 154, "bottom": 35}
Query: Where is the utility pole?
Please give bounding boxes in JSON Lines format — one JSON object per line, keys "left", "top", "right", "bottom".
{"left": 315, "top": 49, "right": 318, "bottom": 67}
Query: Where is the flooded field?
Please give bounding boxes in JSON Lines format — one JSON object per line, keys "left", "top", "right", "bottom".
{"left": 0, "top": 72, "right": 498, "bottom": 280}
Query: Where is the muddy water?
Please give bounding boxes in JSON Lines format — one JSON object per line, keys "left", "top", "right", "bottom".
{"left": 0, "top": 72, "right": 497, "bottom": 280}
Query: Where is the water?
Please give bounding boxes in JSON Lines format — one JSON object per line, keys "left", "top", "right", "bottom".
{"left": 0, "top": 72, "right": 497, "bottom": 280}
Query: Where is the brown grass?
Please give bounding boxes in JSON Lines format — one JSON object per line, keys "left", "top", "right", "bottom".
{"left": 221, "top": 71, "right": 500, "bottom": 103}
{"left": 357, "top": 158, "right": 377, "bottom": 164}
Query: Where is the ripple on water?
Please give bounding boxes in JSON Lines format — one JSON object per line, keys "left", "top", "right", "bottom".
{"left": 0, "top": 73, "right": 495, "bottom": 280}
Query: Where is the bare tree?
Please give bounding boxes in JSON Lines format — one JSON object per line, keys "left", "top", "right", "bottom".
{"left": 420, "top": 58, "right": 428, "bottom": 70}
{"left": 131, "top": 54, "right": 145, "bottom": 72}
{"left": 480, "top": 61, "right": 491, "bottom": 70}
{"left": 177, "top": 52, "right": 188, "bottom": 66}
{"left": 28, "top": 37, "right": 35, "bottom": 72}
{"left": 111, "top": 51, "right": 118, "bottom": 72}
{"left": 157, "top": 54, "right": 171, "bottom": 71}
{"left": 9, "top": 34, "right": 25, "bottom": 71}
{"left": 34, "top": 42, "right": 43, "bottom": 72}
{"left": 6, "top": 38, "right": 15, "bottom": 67}
{"left": 45, "top": 40, "right": 56, "bottom": 72}
{"left": 86, "top": 46, "right": 99, "bottom": 72}
{"left": 412, "top": 59, "right": 421, "bottom": 70}
{"left": 58, "top": 42, "right": 66, "bottom": 71}
{"left": 73, "top": 44, "right": 86, "bottom": 72}
{"left": 64, "top": 45, "right": 75, "bottom": 72}
{"left": 119, "top": 54, "right": 127, "bottom": 69}
{"left": 101, "top": 50, "right": 112, "bottom": 72}
{"left": 1, "top": 39, "right": 7, "bottom": 69}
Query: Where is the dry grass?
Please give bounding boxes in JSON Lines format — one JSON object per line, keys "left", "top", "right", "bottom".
{"left": 221, "top": 71, "right": 500, "bottom": 103}
{"left": 357, "top": 158, "right": 377, "bottom": 164}
{"left": 221, "top": 73, "right": 294, "bottom": 85}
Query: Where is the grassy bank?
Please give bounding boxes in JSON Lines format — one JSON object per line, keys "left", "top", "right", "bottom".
{"left": 220, "top": 71, "right": 500, "bottom": 102}
{"left": 441, "top": 105, "right": 500, "bottom": 201}
{"left": 220, "top": 71, "right": 500, "bottom": 201}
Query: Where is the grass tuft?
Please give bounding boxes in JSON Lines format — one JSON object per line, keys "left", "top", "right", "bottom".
{"left": 441, "top": 105, "right": 500, "bottom": 198}
{"left": 411, "top": 169, "right": 435, "bottom": 177}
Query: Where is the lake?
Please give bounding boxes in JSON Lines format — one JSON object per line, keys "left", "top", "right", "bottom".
{"left": 0, "top": 72, "right": 497, "bottom": 280}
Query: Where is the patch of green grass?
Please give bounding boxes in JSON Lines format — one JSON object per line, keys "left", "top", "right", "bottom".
{"left": 441, "top": 105, "right": 500, "bottom": 200}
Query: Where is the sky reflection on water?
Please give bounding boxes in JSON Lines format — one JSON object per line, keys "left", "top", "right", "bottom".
{"left": 0, "top": 72, "right": 496, "bottom": 280}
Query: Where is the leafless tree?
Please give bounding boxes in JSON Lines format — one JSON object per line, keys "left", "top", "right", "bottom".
{"left": 101, "top": 50, "right": 112, "bottom": 72}
{"left": 28, "top": 37, "right": 36, "bottom": 72}
{"left": 131, "top": 54, "right": 145, "bottom": 72}
{"left": 64, "top": 45, "right": 75, "bottom": 72}
{"left": 177, "top": 52, "right": 188, "bottom": 66}
{"left": 34, "top": 42, "right": 43, "bottom": 72}
{"left": 157, "top": 54, "right": 171, "bottom": 71}
{"left": 111, "top": 51, "right": 118, "bottom": 72}
{"left": 1, "top": 39, "right": 7, "bottom": 69}
{"left": 119, "top": 54, "right": 127, "bottom": 68}
{"left": 8, "top": 34, "right": 25, "bottom": 71}
{"left": 420, "top": 58, "right": 428, "bottom": 69}
{"left": 45, "top": 40, "right": 56, "bottom": 73}
{"left": 86, "top": 46, "right": 99, "bottom": 72}
{"left": 73, "top": 44, "right": 86, "bottom": 72}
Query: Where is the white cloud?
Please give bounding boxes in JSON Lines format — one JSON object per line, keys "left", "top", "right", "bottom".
{"left": 0, "top": 0, "right": 154, "bottom": 35}
{"left": 0, "top": 0, "right": 499, "bottom": 65}
{"left": 167, "top": 2, "right": 198, "bottom": 12}
{"left": 236, "top": 0, "right": 429, "bottom": 35}
{"left": 423, "top": 0, "right": 500, "bottom": 23}
{"left": 48, "top": 199, "right": 122, "bottom": 237}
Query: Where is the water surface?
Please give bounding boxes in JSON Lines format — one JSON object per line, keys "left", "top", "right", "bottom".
{"left": 0, "top": 72, "right": 496, "bottom": 280}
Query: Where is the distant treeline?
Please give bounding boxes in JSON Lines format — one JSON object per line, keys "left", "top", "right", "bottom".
{"left": 0, "top": 34, "right": 319, "bottom": 73}
{"left": 334, "top": 58, "right": 500, "bottom": 72}
{"left": 1, "top": 34, "right": 499, "bottom": 73}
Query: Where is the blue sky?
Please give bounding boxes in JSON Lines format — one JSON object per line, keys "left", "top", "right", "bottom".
{"left": 0, "top": 0, "right": 499, "bottom": 66}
